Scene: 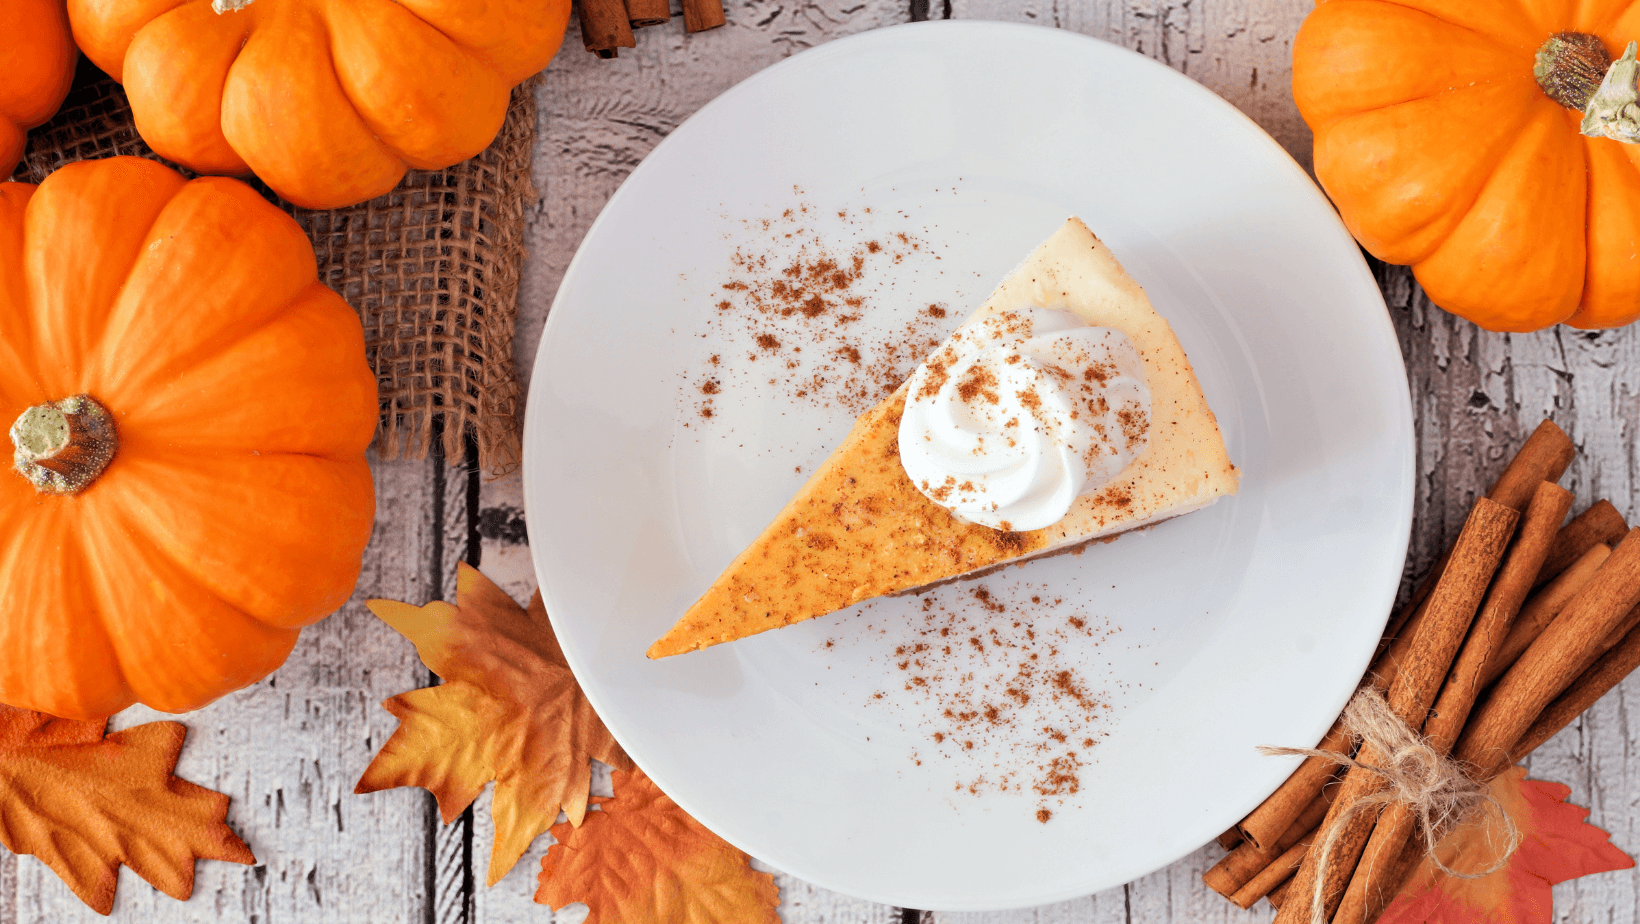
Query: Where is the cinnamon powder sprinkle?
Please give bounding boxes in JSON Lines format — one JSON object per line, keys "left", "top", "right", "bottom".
{"left": 688, "top": 204, "right": 952, "bottom": 419}
{"left": 854, "top": 583, "right": 1122, "bottom": 821}
{"left": 955, "top": 365, "right": 1000, "bottom": 405}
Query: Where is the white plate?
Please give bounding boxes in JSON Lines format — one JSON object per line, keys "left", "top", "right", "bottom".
{"left": 523, "top": 21, "right": 1412, "bottom": 911}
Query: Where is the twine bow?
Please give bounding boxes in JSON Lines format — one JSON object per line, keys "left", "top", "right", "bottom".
{"left": 1259, "top": 687, "right": 1522, "bottom": 924}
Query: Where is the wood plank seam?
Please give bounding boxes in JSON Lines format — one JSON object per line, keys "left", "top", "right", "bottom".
{"left": 431, "top": 431, "right": 482, "bottom": 924}
{"left": 910, "top": 0, "right": 954, "bottom": 19}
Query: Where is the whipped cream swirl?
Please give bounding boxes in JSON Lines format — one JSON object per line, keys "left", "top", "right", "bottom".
{"left": 898, "top": 308, "right": 1150, "bottom": 531}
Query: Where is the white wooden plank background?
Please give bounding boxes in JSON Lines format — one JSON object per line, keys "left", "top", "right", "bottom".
{"left": 5, "top": 0, "right": 1640, "bottom": 921}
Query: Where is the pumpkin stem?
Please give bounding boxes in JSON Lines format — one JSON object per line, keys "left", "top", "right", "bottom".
{"left": 10, "top": 395, "right": 118, "bottom": 495}
{"left": 1583, "top": 41, "right": 1640, "bottom": 143}
{"left": 211, "top": 0, "right": 254, "bottom": 12}
{"left": 1535, "top": 32, "right": 1612, "bottom": 110}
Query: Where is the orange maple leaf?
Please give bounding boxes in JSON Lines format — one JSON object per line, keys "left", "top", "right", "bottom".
{"left": 0, "top": 705, "right": 255, "bottom": 915}
{"left": 1379, "top": 766, "right": 1634, "bottom": 924}
{"left": 535, "top": 767, "right": 781, "bottom": 924}
{"left": 355, "top": 562, "right": 632, "bottom": 885}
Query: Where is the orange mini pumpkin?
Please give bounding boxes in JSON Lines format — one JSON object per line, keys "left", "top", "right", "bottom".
{"left": 0, "top": 157, "right": 378, "bottom": 720}
{"left": 67, "top": 0, "right": 572, "bottom": 210}
{"left": 1294, "top": 0, "right": 1640, "bottom": 331}
{"left": 1, "top": 0, "right": 76, "bottom": 177}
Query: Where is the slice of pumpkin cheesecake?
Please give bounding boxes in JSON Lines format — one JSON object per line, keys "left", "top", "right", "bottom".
{"left": 648, "top": 217, "right": 1239, "bottom": 659}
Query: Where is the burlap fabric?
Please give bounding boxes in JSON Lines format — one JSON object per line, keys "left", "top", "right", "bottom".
{"left": 11, "top": 65, "right": 536, "bottom": 474}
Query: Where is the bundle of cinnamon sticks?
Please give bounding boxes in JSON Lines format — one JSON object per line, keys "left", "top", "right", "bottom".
{"left": 1205, "top": 419, "right": 1640, "bottom": 923}
{"left": 578, "top": 0, "right": 725, "bottom": 58}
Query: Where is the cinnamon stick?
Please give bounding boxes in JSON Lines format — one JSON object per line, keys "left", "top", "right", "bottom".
{"left": 1355, "top": 834, "right": 1427, "bottom": 924}
{"left": 1374, "top": 595, "right": 1431, "bottom": 692}
{"left": 1214, "top": 827, "right": 1242, "bottom": 851}
{"left": 1236, "top": 722, "right": 1350, "bottom": 852}
{"left": 1331, "top": 482, "right": 1571, "bottom": 924}
{"left": 1456, "top": 527, "right": 1640, "bottom": 777}
{"left": 1272, "top": 497, "right": 1518, "bottom": 924}
{"left": 1535, "top": 499, "right": 1628, "bottom": 589}
{"left": 1432, "top": 483, "right": 1572, "bottom": 751}
{"left": 1381, "top": 566, "right": 1442, "bottom": 661}
{"left": 579, "top": 0, "right": 636, "bottom": 57}
{"left": 1393, "top": 418, "right": 1571, "bottom": 654}
{"left": 1268, "top": 877, "right": 1293, "bottom": 909}
{"left": 1486, "top": 542, "right": 1612, "bottom": 687}
{"left": 624, "top": 0, "right": 670, "bottom": 27}
{"left": 1231, "top": 836, "right": 1312, "bottom": 909}
{"left": 1381, "top": 580, "right": 1431, "bottom": 651}
{"left": 1485, "top": 418, "right": 1575, "bottom": 512}
{"left": 1601, "top": 600, "right": 1640, "bottom": 652}
{"left": 1207, "top": 790, "right": 1330, "bottom": 897}
{"left": 1507, "top": 615, "right": 1640, "bottom": 762}
{"left": 1379, "top": 424, "right": 1572, "bottom": 682}
{"left": 682, "top": 0, "right": 725, "bottom": 31}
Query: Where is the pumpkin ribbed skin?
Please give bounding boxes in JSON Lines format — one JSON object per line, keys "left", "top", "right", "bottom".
{"left": 1294, "top": 0, "right": 1640, "bottom": 331}
{"left": 0, "top": 0, "right": 76, "bottom": 177}
{"left": 67, "top": 0, "right": 571, "bottom": 210}
{"left": 0, "top": 158, "right": 378, "bottom": 720}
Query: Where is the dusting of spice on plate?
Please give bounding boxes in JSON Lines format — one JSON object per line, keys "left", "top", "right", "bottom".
{"left": 685, "top": 202, "right": 953, "bottom": 424}
{"left": 845, "top": 580, "right": 1131, "bottom": 823}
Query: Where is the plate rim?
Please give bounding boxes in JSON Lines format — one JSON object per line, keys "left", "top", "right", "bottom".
{"left": 523, "top": 17, "right": 1414, "bottom": 910}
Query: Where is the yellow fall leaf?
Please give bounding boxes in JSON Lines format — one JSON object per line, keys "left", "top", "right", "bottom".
{"left": 356, "top": 562, "right": 632, "bottom": 885}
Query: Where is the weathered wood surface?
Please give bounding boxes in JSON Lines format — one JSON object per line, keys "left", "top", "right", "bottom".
{"left": 6, "top": 0, "right": 1640, "bottom": 922}
{"left": 0, "top": 458, "right": 443, "bottom": 923}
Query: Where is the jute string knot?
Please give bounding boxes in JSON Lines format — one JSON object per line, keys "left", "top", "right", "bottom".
{"left": 1259, "top": 687, "right": 1521, "bottom": 924}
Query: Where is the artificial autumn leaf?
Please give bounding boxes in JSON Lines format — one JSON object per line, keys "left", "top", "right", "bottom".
{"left": 535, "top": 767, "right": 781, "bottom": 924}
{"left": 0, "top": 705, "right": 255, "bottom": 915}
{"left": 356, "top": 562, "right": 632, "bottom": 885}
{"left": 1379, "top": 766, "right": 1634, "bottom": 924}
